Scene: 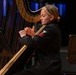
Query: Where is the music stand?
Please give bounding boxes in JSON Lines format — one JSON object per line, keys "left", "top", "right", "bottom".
{"left": 68, "top": 35, "right": 76, "bottom": 64}
{"left": 0, "top": 28, "right": 10, "bottom": 52}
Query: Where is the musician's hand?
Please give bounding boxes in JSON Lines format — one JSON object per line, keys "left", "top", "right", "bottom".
{"left": 19, "top": 30, "right": 26, "bottom": 37}
{"left": 24, "top": 26, "right": 35, "bottom": 36}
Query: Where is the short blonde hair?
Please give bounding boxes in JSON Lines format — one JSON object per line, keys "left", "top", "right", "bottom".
{"left": 42, "top": 4, "right": 60, "bottom": 22}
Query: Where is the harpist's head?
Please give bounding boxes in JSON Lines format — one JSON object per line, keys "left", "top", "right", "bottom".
{"left": 40, "top": 4, "right": 60, "bottom": 25}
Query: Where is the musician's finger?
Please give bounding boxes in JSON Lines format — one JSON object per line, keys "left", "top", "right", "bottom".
{"left": 32, "top": 26, "right": 35, "bottom": 31}
{"left": 19, "top": 30, "right": 26, "bottom": 37}
{"left": 24, "top": 27, "right": 28, "bottom": 32}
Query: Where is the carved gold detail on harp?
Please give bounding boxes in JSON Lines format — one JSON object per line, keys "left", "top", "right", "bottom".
{"left": 16, "top": 0, "right": 42, "bottom": 22}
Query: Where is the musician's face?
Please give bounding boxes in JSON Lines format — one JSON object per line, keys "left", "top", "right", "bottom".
{"left": 40, "top": 8, "right": 53, "bottom": 25}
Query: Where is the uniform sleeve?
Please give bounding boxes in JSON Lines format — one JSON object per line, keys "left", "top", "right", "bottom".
{"left": 18, "top": 26, "right": 53, "bottom": 48}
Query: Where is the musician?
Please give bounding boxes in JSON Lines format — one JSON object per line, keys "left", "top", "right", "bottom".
{"left": 16, "top": 4, "right": 62, "bottom": 75}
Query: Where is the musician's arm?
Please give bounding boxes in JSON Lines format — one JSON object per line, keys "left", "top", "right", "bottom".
{"left": 18, "top": 35, "right": 43, "bottom": 48}
{"left": 18, "top": 26, "right": 53, "bottom": 48}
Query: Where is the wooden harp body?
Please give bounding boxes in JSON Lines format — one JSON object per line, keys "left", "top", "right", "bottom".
{"left": 0, "top": 0, "right": 45, "bottom": 74}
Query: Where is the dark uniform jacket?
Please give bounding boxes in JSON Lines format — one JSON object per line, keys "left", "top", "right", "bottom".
{"left": 18, "top": 22, "right": 62, "bottom": 75}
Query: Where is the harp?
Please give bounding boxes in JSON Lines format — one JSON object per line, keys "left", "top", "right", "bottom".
{"left": 16, "top": 0, "right": 41, "bottom": 22}
{"left": 0, "top": 0, "right": 45, "bottom": 75}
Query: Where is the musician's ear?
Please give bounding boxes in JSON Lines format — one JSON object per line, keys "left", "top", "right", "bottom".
{"left": 50, "top": 15, "right": 54, "bottom": 21}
